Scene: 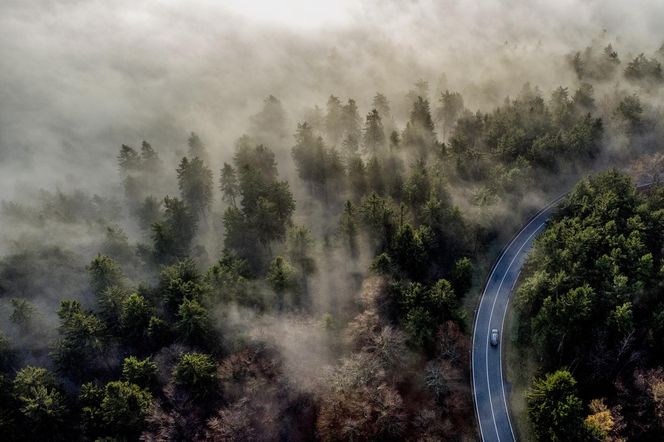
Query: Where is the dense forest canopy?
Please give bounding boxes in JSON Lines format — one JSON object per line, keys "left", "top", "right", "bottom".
{"left": 515, "top": 172, "right": 664, "bottom": 440}
{"left": 2, "top": 1, "right": 664, "bottom": 440}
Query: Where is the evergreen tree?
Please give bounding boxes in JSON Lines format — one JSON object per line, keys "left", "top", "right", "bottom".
{"left": 324, "top": 95, "right": 344, "bottom": 145}
{"left": 12, "top": 367, "right": 67, "bottom": 439}
{"left": 363, "top": 109, "right": 386, "bottom": 155}
{"left": 436, "top": 90, "right": 464, "bottom": 141}
{"left": 187, "top": 132, "right": 208, "bottom": 160}
{"left": 177, "top": 156, "right": 213, "bottom": 218}
{"left": 220, "top": 162, "right": 239, "bottom": 207}
{"left": 152, "top": 196, "right": 197, "bottom": 263}
{"left": 341, "top": 98, "right": 362, "bottom": 143}
{"left": 250, "top": 95, "right": 289, "bottom": 146}
{"left": 527, "top": 370, "right": 600, "bottom": 442}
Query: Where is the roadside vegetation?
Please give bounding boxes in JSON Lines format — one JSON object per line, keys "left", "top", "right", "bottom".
{"left": 515, "top": 171, "right": 664, "bottom": 441}
{"left": 1, "top": 38, "right": 664, "bottom": 440}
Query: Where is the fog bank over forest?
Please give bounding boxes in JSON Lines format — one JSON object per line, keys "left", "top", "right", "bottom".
{"left": 3, "top": 1, "right": 664, "bottom": 440}
{"left": 1, "top": 0, "right": 663, "bottom": 201}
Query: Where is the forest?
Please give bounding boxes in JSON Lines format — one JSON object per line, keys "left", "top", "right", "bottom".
{"left": 516, "top": 171, "right": 664, "bottom": 441}
{"left": 2, "top": 1, "right": 664, "bottom": 441}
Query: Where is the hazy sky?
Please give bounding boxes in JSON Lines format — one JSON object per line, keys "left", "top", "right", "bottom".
{"left": 1, "top": 0, "right": 663, "bottom": 201}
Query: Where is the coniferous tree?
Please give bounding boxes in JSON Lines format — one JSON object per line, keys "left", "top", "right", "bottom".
{"left": 220, "top": 162, "right": 239, "bottom": 207}
{"left": 152, "top": 196, "right": 197, "bottom": 263}
{"left": 177, "top": 156, "right": 213, "bottom": 219}
{"left": 363, "top": 109, "right": 386, "bottom": 155}
{"left": 250, "top": 95, "right": 289, "bottom": 146}
{"left": 436, "top": 90, "right": 464, "bottom": 141}
{"left": 341, "top": 98, "right": 362, "bottom": 143}
{"left": 187, "top": 132, "right": 208, "bottom": 160}
{"left": 324, "top": 95, "right": 344, "bottom": 145}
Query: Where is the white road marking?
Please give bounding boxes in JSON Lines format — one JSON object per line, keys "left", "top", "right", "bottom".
{"left": 473, "top": 186, "right": 652, "bottom": 441}
{"left": 485, "top": 222, "right": 544, "bottom": 441}
{"left": 471, "top": 193, "right": 565, "bottom": 441}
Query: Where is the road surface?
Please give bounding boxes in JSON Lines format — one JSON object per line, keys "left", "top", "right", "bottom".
{"left": 471, "top": 196, "right": 564, "bottom": 442}
{"left": 470, "top": 182, "right": 655, "bottom": 441}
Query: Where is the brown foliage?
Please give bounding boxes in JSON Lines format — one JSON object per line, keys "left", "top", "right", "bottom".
{"left": 317, "top": 383, "right": 406, "bottom": 441}
{"left": 211, "top": 343, "right": 317, "bottom": 441}
{"left": 141, "top": 386, "right": 205, "bottom": 442}
{"left": 436, "top": 321, "right": 470, "bottom": 368}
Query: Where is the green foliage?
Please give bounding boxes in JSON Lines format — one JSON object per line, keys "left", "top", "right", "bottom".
{"left": 393, "top": 279, "right": 460, "bottom": 345}
{"left": 176, "top": 298, "right": 213, "bottom": 348}
{"left": 324, "top": 95, "right": 344, "bottom": 145}
{"left": 405, "top": 160, "right": 431, "bottom": 209}
{"left": 136, "top": 196, "right": 162, "bottom": 231}
{"left": 177, "top": 156, "right": 213, "bottom": 217}
{"left": 147, "top": 315, "right": 171, "bottom": 348}
{"left": 616, "top": 94, "right": 644, "bottom": 134}
{"left": 346, "top": 155, "right": 367, "bottom": 201}
{"left": 526, "top": 370, "right": 600, "bottom": 442}
{"left": 96, "top": 285, "right": 128, "bottom": 331}
{"left": 87, "top": 254, "right": 124, "bottom": 295}
{"left": 358, "top": 192, "right": 396, "bottom": 250}
{"left": 287, "top": 226, "right": 316, "bottom": 303}
{"left": 366, "top": 156, "right": 385, "bottom": 195}
{"left": 140, "top": 141, "right": 160, "bottom": 171}
{"left": 532, "top": 285, "right": 594, "bottom": 359}
{"left": 250, "top": 95, "right": 289, "bottom": 146}
{"left": 224, "top": 143, "right": 295, "bottom": 270}
{"left": 79, "top": 382, "right": 104, "bottom": 437}
{"left": 569, "top": 44, "right": 620, "bottom": 81}
{"left": 152, "top": 196, "right": 198, "bottom": 263}
{"left": 187, "top": 132, "right": 207, "bottom": 159}
{"left": 372, "top": 93, "right": 391, "bottom": 120}
{"left": 267, "top": 256, "right": 296, "bottom": 310}
{"left": 118, "top": 141, "right": 164, "bottom": 216}
{"left": 12, "top": 366, "right": 67, "bottom": 438}
{"left": 173, "top": 352, "right": 218, "bottom": 399}
{"left": 391, "top": 223, "right": 430, "bottom": 279}
{"left": 572, "top": 83, "right": 596, "bottom": 113}
{"left": 100, "top": 381, "right": 151, "bottom": 434}
{"left": 451, "top": 257, "right": 473, "bottom": 297}
{"left": 338, "top": 201, "right": 359, "bottom": 259}
{"left": 10, "top": 298, "right": 36, "bottom": 334}
{"left": 449, "top": 82, "right": 602, "bottom": 187}
{"left": 118, "top": 144, "right": 141, "bottom": 171}
{"left": 516, "top": 171, "right": 657, "bottom": 368}
{"left": 81, "top": 380, "right": 152, "bottom": 440}
{"left": 205, "top": 251, "right": 258, "bottom": 308}
{"left": 101, "top": 226, "right": 135, "bottom": 264}
{"left": 6, "top": 63, "right": 658, "bottom": 441}
{"left": 517, "top": 170, "right": 664, "bottom": 440}
{"left": 220, "top": 162, "right": 239, "bottom": 207}
{"left": 159, "top": 258, "right": 207, "bottom": 317}
{"left": 403, "top": 96, "right": 437, "bottom": 157}
{"left": 292, "top": 122, "right": 344, "bottom": 202}
{"left": 436, "top": 90, "right": 464, "bottom": 139}
{"left": 363, "top": 109, "right": 386, "bottom": 154}
{"left": 122, "top": 356, "right": 158, "bottom": 391}
{"left": 370, "top": 252, "right": 393, "bottom": 275}
{"left": 119, "top": 293, "right": 153, "bottom": 340}
{"left": 624, "top": 53, "right": 664, "bottom": 84}
{"left": 52, "top": 300, "right": 106, "bottom": 381}
{"left": 342, "top": 98, "right": 362, "bottom": 143}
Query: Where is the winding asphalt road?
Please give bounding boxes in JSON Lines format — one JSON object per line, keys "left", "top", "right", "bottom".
{"left": 471, "top": 195, "right": 564, "bottom": 442}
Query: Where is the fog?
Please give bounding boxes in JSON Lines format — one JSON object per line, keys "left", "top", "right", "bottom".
{"left": 1, "top": 0, "right": 663, "bottom": 202}
{"left": 1, "top": 1, "right": 664, "bottom": 439}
